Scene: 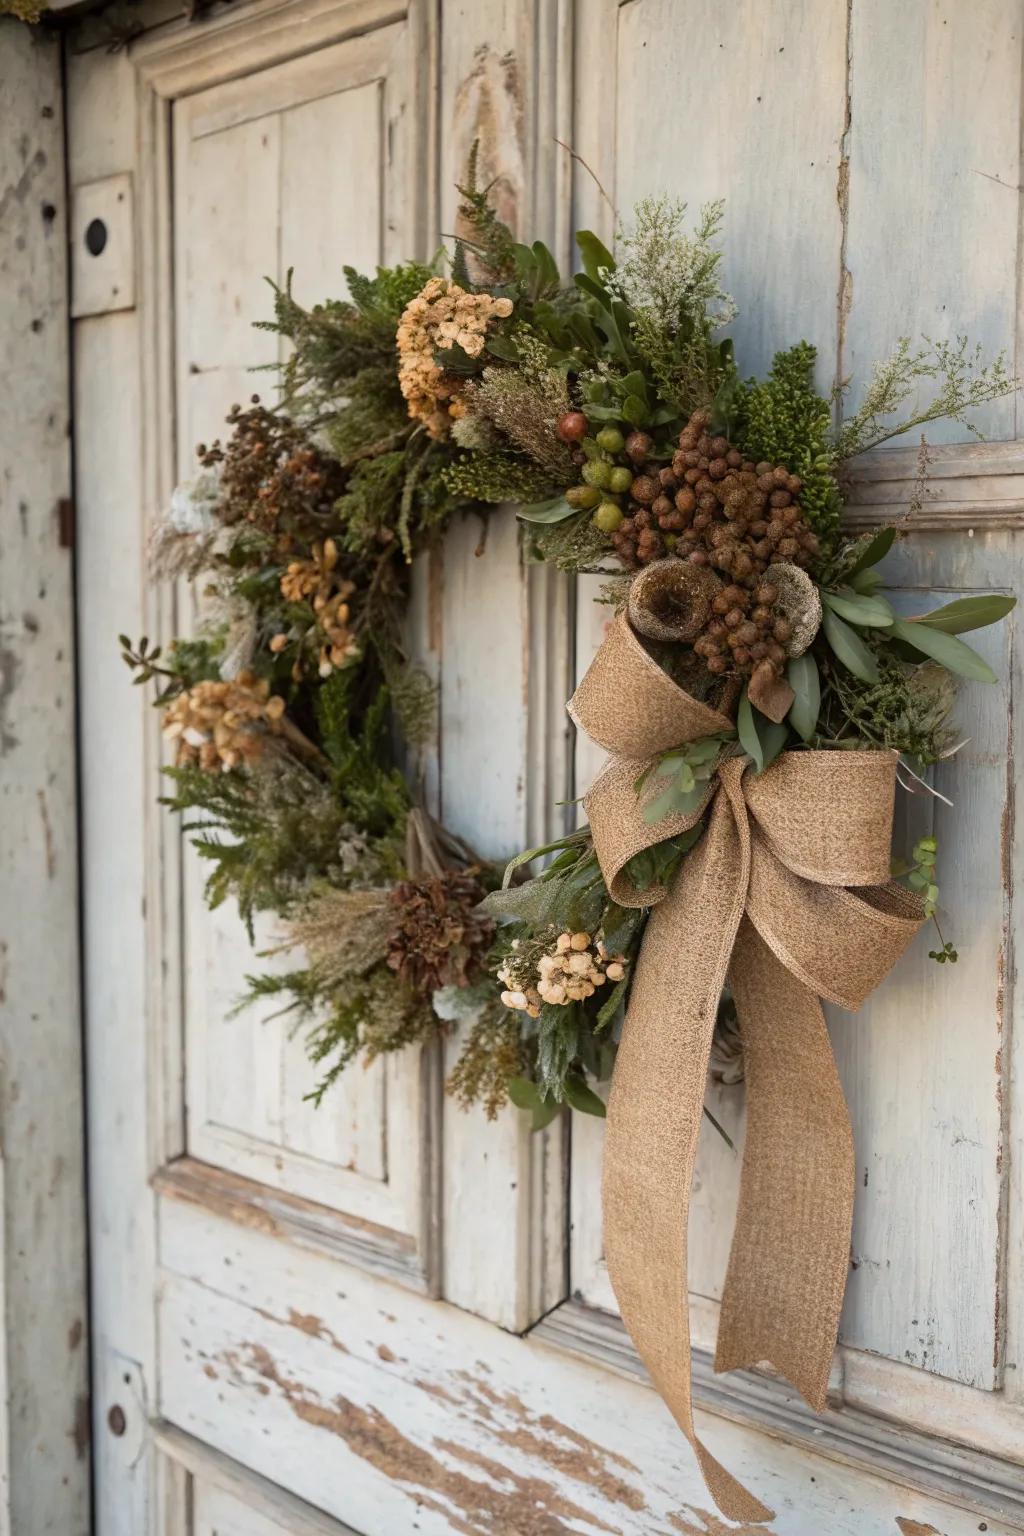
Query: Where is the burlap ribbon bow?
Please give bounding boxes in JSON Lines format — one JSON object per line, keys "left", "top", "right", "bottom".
{"left": 570, "top": 612, "right": 924, "bottom": 1524}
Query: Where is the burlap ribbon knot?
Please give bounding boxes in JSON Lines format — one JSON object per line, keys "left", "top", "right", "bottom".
{"left": 570, "top": 612, "right": 925, "bottom": 1524}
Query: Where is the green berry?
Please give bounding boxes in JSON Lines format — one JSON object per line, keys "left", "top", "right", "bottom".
{"left": 565, "top": 484, "right": 602, "bottom": 509}
{"left": 596, "top": 426, "right": 625, "bottom": 453}
{"left": 582, "top": 460, "right": 613, "bottom": 490}
{"left": 608, "top": 465, "right": 633, "bottom": 494}
{"left": 593, "top": 502, "right": 624, "bottom": 533}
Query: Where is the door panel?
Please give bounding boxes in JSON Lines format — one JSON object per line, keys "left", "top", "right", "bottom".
{"left": 71, "top": 0, "right": 1024, "bottom": 1531}
{"left": 172, "top": 27, "right": 427, "bottom": 1244}
{"left": 566, "top": 0, "right": 1018, "bottom": 1406}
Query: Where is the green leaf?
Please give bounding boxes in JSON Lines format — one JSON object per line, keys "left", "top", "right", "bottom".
{"left": 595, "top": 973, "right": 630, "bottom": 1032}
{"left": 485, "top": 334, "right": 521, "bottom": 362}
{"left": 562, "top": 1074, "right": 607, "bottom": 1118}
{"left": 507, "top": 1076, "right": 542, "bottom": 1111}
{"left": 622, "top": 394, "right": 650, "bottom": 427}
{"left": 889, "top": 617, "right": 997, "bottom": 683}
{"left": 516, "top": 497, "right": 577, "bottom": 525}
{"left": 821, "top": 588, "right": 895, "bottom": 628}
{"left": 848, "top": 567, "right": 883, "bottom": 595}
{"left": 576, "top": 229, "right": 616, "bottom": 280}
{"left": 737, "top": 689, "right": 763, "bottom": 771}
{"left": 822, "top": 607, "right": 880, "bottom": 683}
{"left": 738, "top": 692, "right": 789, "bottom": 774}
{"left": 531, "top": 1098, "right": 562, "bottom": 1132}
{"left": 786, "top": 652, "right": 821, "bottom": 742}
{"left": 844, "top": 524, "right": 897, "bottom": 577}
{"left": 911, "top": 594, "right": 1016, "bottom": 634}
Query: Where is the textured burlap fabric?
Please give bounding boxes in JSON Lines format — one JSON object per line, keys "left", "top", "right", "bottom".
{"left": 571, "top": 611, "right": 924, "bottom": 1524}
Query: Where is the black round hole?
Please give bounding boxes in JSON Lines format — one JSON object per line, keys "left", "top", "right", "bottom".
{"left": 84, "top": 218, "right": 108, "bottom": 257}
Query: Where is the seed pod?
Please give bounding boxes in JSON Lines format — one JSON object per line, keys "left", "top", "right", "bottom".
{"left": 628, "top": 557, "right": 723, "bottom": 643}
{"left": 625, "top": 430, "right": 654, "bottom": 462}
{"left": 630, "top": 474, "right": 660, "bottom": 505}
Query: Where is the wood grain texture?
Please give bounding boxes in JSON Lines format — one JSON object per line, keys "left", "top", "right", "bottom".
{"left": 842, "top": 0, "right": 1022, "bottom": 443}
{"left": 0, "top": 24, "right": 90, "bottom": 1536}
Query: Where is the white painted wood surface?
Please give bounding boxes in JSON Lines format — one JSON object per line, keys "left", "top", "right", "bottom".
{"left": 435, "top": 0, "right": 573, "bottom": 1331}
{"left": 0, "top": 23, "right": 90, "bottom": 1536}
{"left": 66, "top": 0, "right": 1024, "bottom": 1531}
{"left": 567, "top": 0, "right": 1019, "bottom": 1414}
{"left": 171, "top": 21, "right": 433, "bottom": 1257}
{"left": 156, "top": 1195, "right": 1024, "bottom": 1536}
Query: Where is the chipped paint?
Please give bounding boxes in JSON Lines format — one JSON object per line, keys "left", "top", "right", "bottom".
{"left": 223, "top": 1340, "right": 627, "bottom": 1535}
{"left": 0, "top": 645, "right": 21, "bottom": 755}
{"left": 894, "top": 1519, "right": 946, "bottom": 1536}
{"left": 452, "top": 45, "right": 526, "bottom": 263}
{"left": 668, "top": 1508, "right": 776, "bottom": 1536}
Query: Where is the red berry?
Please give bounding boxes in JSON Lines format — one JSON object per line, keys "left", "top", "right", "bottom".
{"left": 556, "top": 411, "right": 588, "bottom": 443}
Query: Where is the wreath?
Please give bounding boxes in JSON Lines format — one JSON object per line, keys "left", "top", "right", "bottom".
{"left": 124, "top": 160, "right": 1017, "bottom": 1522}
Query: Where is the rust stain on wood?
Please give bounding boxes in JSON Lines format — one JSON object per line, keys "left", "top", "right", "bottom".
{"left": 71, "top": 1392, "right": 90, "bottom": 1462}
{"left": 228, "top": 1341, "right": 616, "bottom": 1535}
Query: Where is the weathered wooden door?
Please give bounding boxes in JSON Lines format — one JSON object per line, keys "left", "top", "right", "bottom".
{"left": 70, "top": 2, "right": 1024, "bottom": 1533}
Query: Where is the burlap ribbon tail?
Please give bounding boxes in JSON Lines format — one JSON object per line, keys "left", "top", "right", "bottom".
{"left": 570, "top": 612, "right": 924, "bottom": 1524}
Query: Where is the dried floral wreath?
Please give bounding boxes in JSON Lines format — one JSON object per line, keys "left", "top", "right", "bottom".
{"left": 126, "top": 172, "right": 1013, "bottom": 1119}
{"left": 126, "top": 164, "right": 1017, "bottom": 1520}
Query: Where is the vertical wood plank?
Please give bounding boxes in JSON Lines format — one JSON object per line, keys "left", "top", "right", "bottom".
{"left": 843, "top": 0, "right": 1022, "bottom": 441}
{"left": 437, "top": 0, "right": 572, "bottom": 1330}
{"left": 571, "top": 0, "right": 848, "bottom": 1309}
{"left": 0, "top": 23, "right": 90, "bottom": 1536}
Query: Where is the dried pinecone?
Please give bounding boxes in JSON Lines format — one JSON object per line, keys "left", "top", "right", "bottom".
{"left": 386, "top": 871, "right": 495, "bottom": 995}
{"left": 197, "top": 397, "right": 345, "bottom": 545}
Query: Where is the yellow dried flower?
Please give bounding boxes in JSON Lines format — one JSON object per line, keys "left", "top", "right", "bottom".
{"left": 279, "top": 538, "right": 359, "bottom": 676}
{"left": 396, "top": 278, "right": 514, "bottom": 439}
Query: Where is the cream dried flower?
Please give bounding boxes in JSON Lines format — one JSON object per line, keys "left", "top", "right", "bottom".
{"left": 161, "top": 671, "right": 286, "bottom": 772}
{"left": 397, "top": 277, "right": 514, "bottom": 439}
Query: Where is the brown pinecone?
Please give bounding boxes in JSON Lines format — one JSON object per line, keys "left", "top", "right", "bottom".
{"left": 386, "top": 871, "right": 494, "bottom": 995}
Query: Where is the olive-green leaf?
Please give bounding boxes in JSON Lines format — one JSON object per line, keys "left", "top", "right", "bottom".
{"left": 911, "top": 594, "right": 1017, "bottom": 635}
{"left": 738, "top": 690, "right": 788, "bottom": 773}
{"left": 516, "top": 497, "right": 576, "bottom": 525}
{"left": 506, "top": 1076, "right": 542, "bottom": 1111}
{"left": 844, "top": 524, "right": 897, "bottom": 577}
{"left": 737, "top": 689, "right": 763, "bottom": 771}
{"left": 822, "top": 607, "right": 880, "bottom": 683}
{"left": 889, "top": 617, "right": 997, "bottom": 683}
{"left": 576, "top": 229, "right": 616, "bottom": 280}
{"left": 786, "top": 652, "right": 821, "bottom": 742}
{"left": 562, "top": 1074, "right": 607, "bottom": 1118}
{"left": 821, "top": 588, "right": 895, "bottom": 628}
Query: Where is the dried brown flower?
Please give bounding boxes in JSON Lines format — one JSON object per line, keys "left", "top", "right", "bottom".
{"left": 386, "top": 870, "right": 494, "bottom": 994}
{"left": 396, "top": 278, "right": 513, "bottom": 439}
{"left": 161, "top": 671, "right": 286, "bottom": 772}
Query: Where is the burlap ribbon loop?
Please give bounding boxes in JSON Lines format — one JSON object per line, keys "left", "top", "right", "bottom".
{"left": 571, "top": 617, "right": 925, "bottom": 1525}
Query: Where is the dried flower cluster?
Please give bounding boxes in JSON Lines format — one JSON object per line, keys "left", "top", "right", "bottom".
{"left": 276, "top": 537, "right": 359, "bottom": 677}
{"left": 161, "top": 672, "right": 286, "bottom": 771}
{"left": 386, "top": 871, "right": 495, "bottom": 993}
{"left": 397, "top": 278, "right": 513, "bottom": 438}
{"left": 499, "top": 930, "right": 627, "bottom": 1016}
{"left": 198, "top": 398, "right": 345, "bottom": 542}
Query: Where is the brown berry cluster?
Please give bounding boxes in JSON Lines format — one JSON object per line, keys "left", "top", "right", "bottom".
{"left": 198, "top": 397, "right": 345, "bottom": 547}
{"left": 609, "top": 409, "right": 820, "bottom": 577}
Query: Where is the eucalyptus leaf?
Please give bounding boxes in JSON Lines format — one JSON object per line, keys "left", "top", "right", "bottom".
{"left": 911, "top": 594, "right": 1016, "bottom": 634}
{"left": 821, "top": 588, "right": 895, "bottom": 628}
{"left": 622, "top": 394, "right": 650, "bottom": 427}
{"left": 889, "top": 617, "right": 997, "bottom": 683}
{"left": 822, "top": 607, "right": 881, "bottom": 683}
{"left": 562, "top": 1074, "right": 607, "bottom": 1118}
{"left": 737, "top": 689, "right": 763, "bottom": 771}
{"left": 786, "top": 652, "right": 821, "bottom": 743}
{"left": 531, "top": 1098, "right": 562, "bottom": 1132}
{"left": 506, "top": 1076, "right": 542, "bottom": 1111}
{"left": 844, "top": 524, "right": 897, "bottom": 577}
{"left": 516, "top": 498, "right": 576, "bottom": 525}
